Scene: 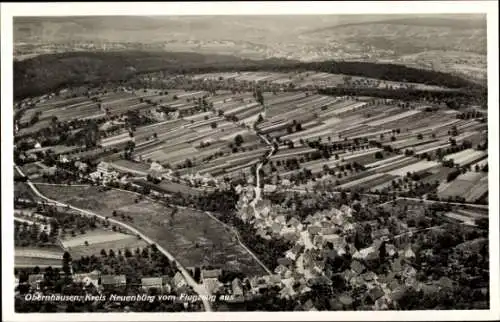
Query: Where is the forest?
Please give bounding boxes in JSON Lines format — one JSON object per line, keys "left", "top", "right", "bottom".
{"left": 14, "top": 50, "right": 484, "bottom": 99}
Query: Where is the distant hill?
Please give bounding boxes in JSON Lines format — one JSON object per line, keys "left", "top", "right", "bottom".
{"left": 305, "top": 16, "right": 487, "bottom": 34}
{"left": 14, "top": 50, "right": 483, "bottom": 100}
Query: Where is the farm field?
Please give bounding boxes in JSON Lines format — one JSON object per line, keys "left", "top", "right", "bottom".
{"left": 15, "top": 77, "right": 488, "bottom": 205}
{"left": 443, "top": 149, "right": 487, "bottom": 167}
{"left": 133, "top": 179, "right": 209, "bottom": 197}
{"left": 62, "top": 228, "right": 149, "bottom": 259}
{"left": 15, "top": 256, "right": 63, "bottom": 268}
{"left": 438, "top": 171, "right": 488, "bottom": 202}
{"left": 187, "top": 71, "right": 451, "bottom": 92}
{"left": 15, "top": 246, "right": 64, "bottom": 268}
{"left": 34, "top": 184, "right": 267, "bottom": 276}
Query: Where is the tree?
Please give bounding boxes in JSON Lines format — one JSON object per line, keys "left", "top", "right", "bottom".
{"left": 234, "top": 134, "right": 244, "bottom": 147}
{"left": 62, "top": 251, "right": 72, "bottom": 276}
{"left": 257, "top": 114, "right": 264, "bottom": 123}
{"left": 256, "top": 89, "right": 264, "bottom": 105}
{"left": 375, "top": 151, "right": 384, "bottom": 159}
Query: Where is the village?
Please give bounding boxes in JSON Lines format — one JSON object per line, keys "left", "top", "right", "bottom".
{"left": 13, "top": 65, "right": 489, "bottom": 312}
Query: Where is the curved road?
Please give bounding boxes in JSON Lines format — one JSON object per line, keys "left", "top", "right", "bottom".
{"left": 15, "top": 165, "right": 213, "bottom": 312}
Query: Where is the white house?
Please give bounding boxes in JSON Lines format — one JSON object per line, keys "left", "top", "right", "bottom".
{"left": 90, "top": 161, "right": 118, "bottom": 182}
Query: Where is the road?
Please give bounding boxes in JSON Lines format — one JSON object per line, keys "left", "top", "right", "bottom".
{"left": 250, "top": 134, "right": 275, "bottom": 209}
{"left": 15, "top": 165, "right": 213, "bottom": 312}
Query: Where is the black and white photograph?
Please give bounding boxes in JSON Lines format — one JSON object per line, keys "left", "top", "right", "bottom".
{"left": 1, "top": 1, "right": 499, "bottom": 321}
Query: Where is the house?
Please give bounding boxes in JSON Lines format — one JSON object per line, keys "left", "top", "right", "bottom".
{"left": 42, "top": 166, "right": 57, "bottom": 177}
{"left": 172, "top": 272, "right": 187, "bottom": 289}
{"left": 34, "top": 142, "right": 42, "bottom": 149}
{"left": 283, "top": 231, "right": 299, "bottom": 242}
{"left": 402, "top": 265, "right": 417, "bottom": 280}
{"left": 339, "top": 294, "right": 354, "bottom": 307}
{"left": 285, "top": 244, "right": 304, "bottom": 261}
{"left": 141, "top": 277, "right": 167, "bottom": 292}
{"left": 263, "top": 184, "right": 277, "bottom": 193}
{"left": 59, "top": 155, "right": 70, "bottom": 163}
{"left": 201, "top": 268, "right": 222, "bottom": 281}
{"left": 73, "top": 270, "right": 100, "bottom": 288}
{"left": 91, "top": 161, "right": 118, "bottom": 181}
{"left": 340, "top": 205, "right": 354, "bottom": 217}
{"left": 275, "top": 215, "right": 287, "bottom": 225}
{"left": 275, "top": 264, "right": 288, "bottom": 277}
{"left": 279, "top": 285, "right": 296, "bottom": 299}
{"left": 204, "top": 278, "right": 222, "bottom": 294}
{"left": 287, "top": 217, "right": 301, "bottom": 229}
{"left": 161, "top": 276, "right": 172, "bottom": 293}
{"left": 404, "top": 245, "right": 416, "bottom": 259}
{"left": 96, "top": 161, "right": 112, "bottom": 176}
{"left": 281, "top": 179, "right": 291, "bottom": 187}
{"left": 271, "top": 222, "right": 282, "bottom": 235}
{"left": 367, "top": 286, "right": 384, "bottom": 303}
{"left": 322, "top": 234, "right": 344, "bottom": 247}
{"left": 362, "top": 271, "right": 377, "bottom": 283}
{"left": 249, "top": 276, "right": 269, "bottom": 294}
{"left": 231, "top": 278, "right": 244, "bottom": 297}
{"left": 75, "top": 161, "right": 89, "bottom": 172}
{"left": 148, "top": 162, "right": 164, "bottom": 179}
{"left": 437, "top": 276, "right": 455, "bottom": 290}
{"left": 374, "top": 296, "right": 389, "bottom": 310}
{"left": 307, "top": 225, "right": 321, "bottom": 235}
{"left": 201, "top": 269, "right": 223, "bottom": 294}
{"left": 280, "top": 225, "right": 297, "bottom": 236}
{"left": 350, "top": 260, "right": 365, "bottom": 275}
{"left": 386, "top": 244, "right": 397, "bottom": 257}
{"left": 343, "top": 269, "right": 356, "bottom": 283}
{"left": 353, "top": 245, "right": 379, "bottom": 261}
{"left": 304, "top": 215, "right": 315, "bottom": 224}
{"left": 313, "top": 234, "right": 324, "bottom": 247}
{"left": 264, "top": 274, "right": 281, "bottom": 286}
{"left": 256, "top": 228, "right": 269, "bottom": 239}
{"left": 391, "top": 258, "right": 403, "bottom": 273}
{"left": 312, "top": 260, "right": 326, "bottom": 274}
{"left": 302, "top": 299, "right": 318, "bottom": 311}
{"left": 330, "top": 215, "right": 344, "bottom": 227}
{"left": 320, "top": 226, "right": 337, "bottom": 235}
{"left": 390, "top": 285, "right": 408, "bottom": 303}
{"left": 300, "top": 231, "right": 315, "bottom": 250}
{"left": 100, "top": 275, "right": 126, "bottom": 288}
{"left": 419, "top": 282, "right": 440, "bottom": 296}
{"left": 344, "top": 222, "right": 356, "bottom": 233}
{"left": 28, "top": 274, "right": 44, "bottom": 288}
